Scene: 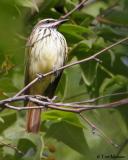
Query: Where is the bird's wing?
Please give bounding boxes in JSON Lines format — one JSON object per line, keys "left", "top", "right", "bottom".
{"left": 44, "top": 72, "right": 62, "bottom": 98}
{"left": 24, "top": 46, "right": 31, "bottom": 96}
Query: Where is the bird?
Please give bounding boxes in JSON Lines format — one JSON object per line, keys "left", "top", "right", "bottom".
{"left": 25, "top": 18, "right": 68, "bottom": 133}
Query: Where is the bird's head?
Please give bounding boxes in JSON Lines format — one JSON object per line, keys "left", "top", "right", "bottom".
{"left": 36, "top": 18, "right": 68, "bottom": 28}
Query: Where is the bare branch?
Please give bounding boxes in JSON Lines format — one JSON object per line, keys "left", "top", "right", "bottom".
{"left": 1, "top": 95, "right": 128, "bottom": 113}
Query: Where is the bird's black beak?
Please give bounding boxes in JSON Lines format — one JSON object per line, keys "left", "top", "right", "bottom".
{"left": 54, "top": 19, "right": 69, "bottom": 27}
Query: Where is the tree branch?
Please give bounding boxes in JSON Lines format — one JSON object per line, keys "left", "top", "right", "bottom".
{"left": 1, "top": 95, "right": 128, "bottom": 113}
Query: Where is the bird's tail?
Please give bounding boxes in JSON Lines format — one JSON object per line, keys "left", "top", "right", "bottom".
{"left": 26, "top": 102, "right": 41, "bottom": 133}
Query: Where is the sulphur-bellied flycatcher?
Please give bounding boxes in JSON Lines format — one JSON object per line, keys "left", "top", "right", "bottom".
{"left": 25, "top": 18, "right": 68, "bottom": 133}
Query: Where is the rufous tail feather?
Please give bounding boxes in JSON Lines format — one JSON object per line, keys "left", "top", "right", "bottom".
{"left": 26, "top": 102, "right": 41, "bottom": 133}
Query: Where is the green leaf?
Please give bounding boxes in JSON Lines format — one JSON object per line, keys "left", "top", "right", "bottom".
{"left": 106, "top": 10, "right": 128, "bottom": 25}
{"left": 98, "top": 26, "right": 126, "bottom": 40}
{"left": 70, "top": 39, "right": 93, "bottom": 54}
{"left": 83, "top": 1, "right": 107, "bottom": 17}
{"left": 99, "top": 75, "right": 128, "bottom": 96}
{"left": 61, "top": 63, "right": 89, "bottom": 102}
{"left": 61, "top": 31, "right": 84, "bottom": 44}
{"left": 0, "top": 111, "right": 17, "bottom": 133}
{"left": 69, "top": 37, "right": 106, "bottom": 86}
{"left": 45, "top": 121, "right": 91, "bottom": 156}
{"left": 59, "top": 24, "right": 93, "bottom": 44}
{"left": 60, "top": 24, "right": 92, "bottom": 35}
{"left": 121, "top": 56, "right": 128, "bottom": 67}
{"left": 81, "top": 61, "right": 99, "bottom": 86}
{"left": 0, "top": 117, "right": 4, "bottom": 123}
{"left": 82, "top": 110, "right": 128, "bottom": 158}
{"left": 43, "top": 110, "right": 83, "bottom": 128}
{"left": 16, "top": 133, "right": 43, "bottom": 160}
{"left": 39, "top": 0, "right": 59, "bottom": 11}
{"left": 0, "top": 122, "right": 44, "bottom": 160}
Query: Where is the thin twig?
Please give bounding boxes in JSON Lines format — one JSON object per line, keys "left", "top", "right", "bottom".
{"left": 116, "top": 139, "right": 128, "bottom": 156}
{"left": 96, "top": 16, "right": 128, "bottom": 27}
{"left": 99, "top": 0, "right": 119, "bottom": 17}
{"left": 79, "top": 112, "right": 119, "bottom": 148}
{"left": 0, "top": 141, "right": 23, "bottom": 155}
{"left": 61, "top": 0, "right": 89, "bottom": 19}
{"left": 71, "top": 91, "right": 128, "bottom": 104}
{"left": 14, "top": 76, "right": 41, "bottom": 97}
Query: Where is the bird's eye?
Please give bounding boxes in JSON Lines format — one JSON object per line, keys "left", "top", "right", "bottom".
{"left": 46, "top": 20, "right": 50, "bottom": 23}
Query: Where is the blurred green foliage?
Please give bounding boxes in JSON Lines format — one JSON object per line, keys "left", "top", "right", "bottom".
{"left": 0, "top": 0, "right": 128, "bottom": 159}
